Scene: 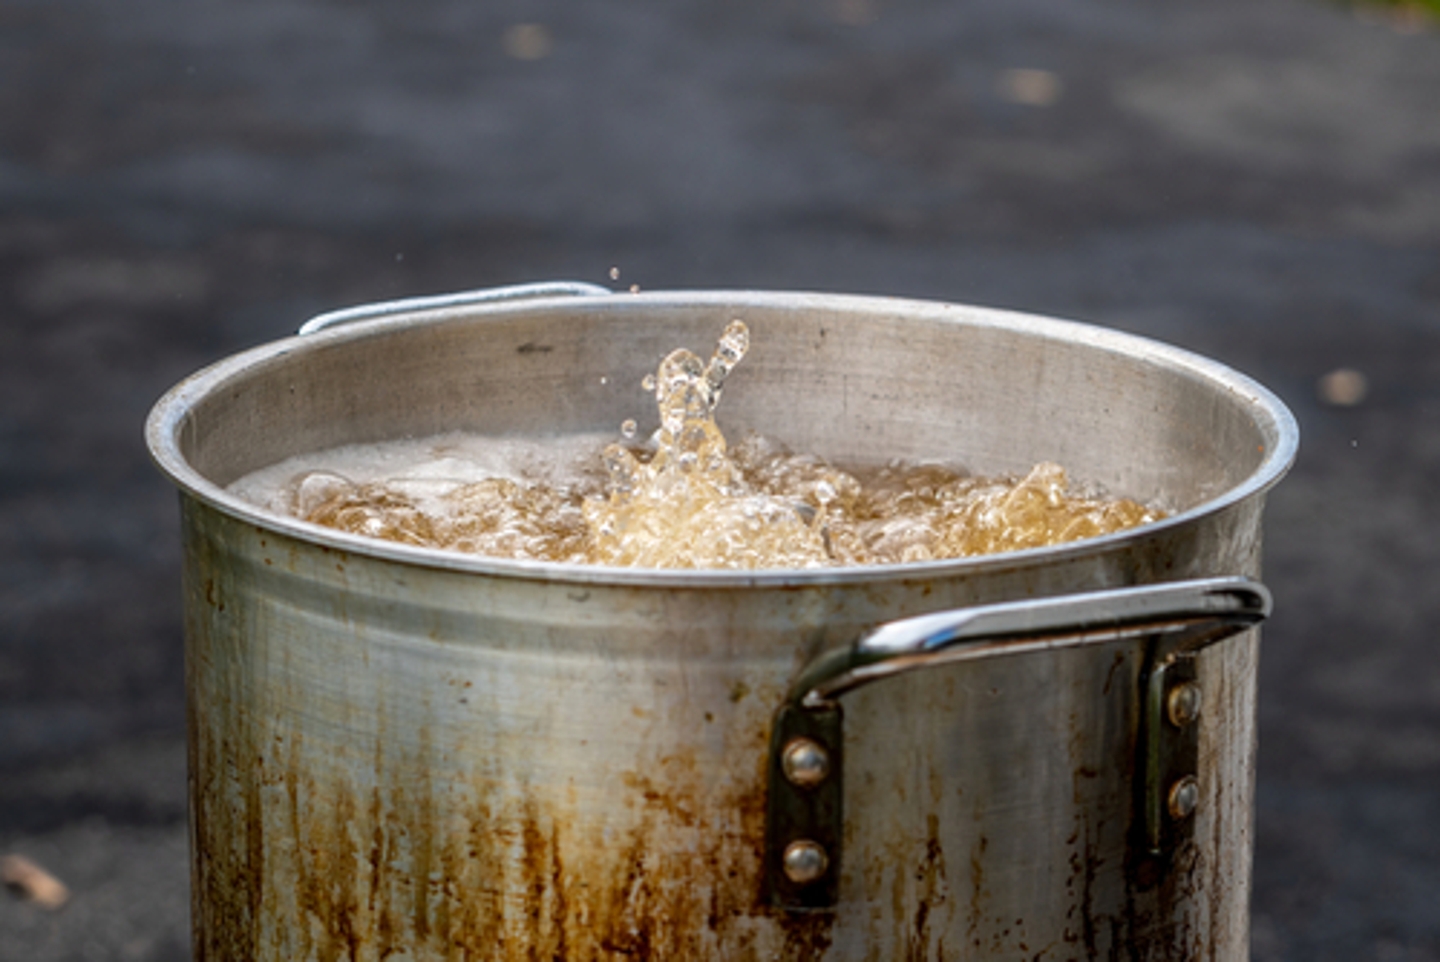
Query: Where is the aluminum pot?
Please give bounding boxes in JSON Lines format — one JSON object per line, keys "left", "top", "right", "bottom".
{"left": 147, "top": 283, "right": 1297, "bottom": 961}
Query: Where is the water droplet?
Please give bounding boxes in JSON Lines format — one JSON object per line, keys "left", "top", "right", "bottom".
{"left": 620, "top": 419, "right": 637, "bottom": 439}
{"left": 602, "top": 443, "right": 640, "bottom": 493}
{"left": 609, "top": 266, "right": 620, "bottom": 280}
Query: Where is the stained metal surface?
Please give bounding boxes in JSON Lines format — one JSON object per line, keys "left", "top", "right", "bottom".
{"left": 151, "top": 289, "right": 1298, "bottom": 960}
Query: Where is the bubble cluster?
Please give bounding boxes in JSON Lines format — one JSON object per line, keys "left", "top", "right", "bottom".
{"left": 726, "top": 449, "right": 1163, "bottom": 565}
{"left": 290, "top": 472, "right": 594, "bottom": 562}
{"left": 272, "top": 321, "right": 1164, "bottom": 568}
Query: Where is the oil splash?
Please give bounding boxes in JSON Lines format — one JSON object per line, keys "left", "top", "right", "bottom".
{"left": 256, "top": 320, "right": 1163, "bottom": 568}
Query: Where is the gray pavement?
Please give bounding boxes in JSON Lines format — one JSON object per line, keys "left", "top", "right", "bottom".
{"left": 2, "top": 0, "right": 1438, "bottom": 958}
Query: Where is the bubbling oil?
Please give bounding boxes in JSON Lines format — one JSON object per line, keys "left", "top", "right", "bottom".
{"left": 232, "top": 320, "right": 1164, "bottom": 568}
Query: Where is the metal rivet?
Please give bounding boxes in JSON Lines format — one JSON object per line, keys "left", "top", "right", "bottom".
{"left": 782, "top": 840, "right": 830, "bottom": 885}
{"left": 1166, "top": 681, "right": 1203, "bottom": 728}
{"left": 1167, "top": 775, "right": 1200, "bottom": 821}
{"left": 781, "top": 737, "right": 830, "bottom": 789}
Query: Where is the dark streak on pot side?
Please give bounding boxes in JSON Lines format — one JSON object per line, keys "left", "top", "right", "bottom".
{"left": 781, "top": 912, "right": 836, "bottom": 961}
{"left": 185, "top": 524, "right": 261, "bottom": 962}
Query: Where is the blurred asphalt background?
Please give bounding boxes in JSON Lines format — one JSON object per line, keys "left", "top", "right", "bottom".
{"left": 1, "top": 0, "right": 1438, "bottom": 958}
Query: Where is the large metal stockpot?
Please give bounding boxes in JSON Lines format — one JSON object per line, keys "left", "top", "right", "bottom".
{"left": 147, "top": 284, "right": 1297, "bottom": 961}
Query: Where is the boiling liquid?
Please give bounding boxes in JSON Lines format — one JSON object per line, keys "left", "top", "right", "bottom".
{"left": 229, "top": 321, "right": 1164, "bottom": 568}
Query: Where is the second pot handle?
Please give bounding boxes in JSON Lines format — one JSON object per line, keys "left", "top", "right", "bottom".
{"left": 297, "top": 280, "right": 612, "bottom": 335}
{"left": 764, "top": 576, "right": 1270, "bottom": 910}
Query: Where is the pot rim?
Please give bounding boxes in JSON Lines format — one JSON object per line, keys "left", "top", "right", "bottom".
{"left": 146, "top": 288, "right": 1298, "bottom": 588}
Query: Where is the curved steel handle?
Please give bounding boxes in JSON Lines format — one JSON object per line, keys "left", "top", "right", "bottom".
{"left": 789, "top": 576, "right": 1269, "bottom": 709}
{"left": 297, "top": 280, "right": 612, "bottom": 335}
{"left": 765, "top": 576, "right": 1270, "bottom": 911}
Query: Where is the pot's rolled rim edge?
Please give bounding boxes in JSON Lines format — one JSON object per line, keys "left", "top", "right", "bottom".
{"left": 145, "top": 287, "right": 1300, "bottom": 588}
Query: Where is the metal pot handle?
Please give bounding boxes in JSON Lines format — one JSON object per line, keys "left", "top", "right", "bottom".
{"left": 765, "top": 576, "right": 1270, "bottom": 910}
{"left": 297, "top": 280, "right": 613, "bottom": 335}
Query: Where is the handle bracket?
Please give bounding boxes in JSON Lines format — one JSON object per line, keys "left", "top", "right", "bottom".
{"left": 763, "top": 577, "right": 1269, "bottom": 910}
{"left": 763, "top": 704, "right": 844, "bottom": 911}
{"left": 1140, "top": 649, "right": 1202, "bottom": 857}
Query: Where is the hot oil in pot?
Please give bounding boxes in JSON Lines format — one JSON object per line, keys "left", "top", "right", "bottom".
{"left": 229, "top": 321, "right": 1164, "bottom": 567}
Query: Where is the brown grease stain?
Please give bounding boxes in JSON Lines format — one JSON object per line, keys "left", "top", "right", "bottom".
{"left": 188, "top": 624, "right": 810, "bottom": 959}
{"left": 903, "top": 814, "right": 948, "bottom": 961}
